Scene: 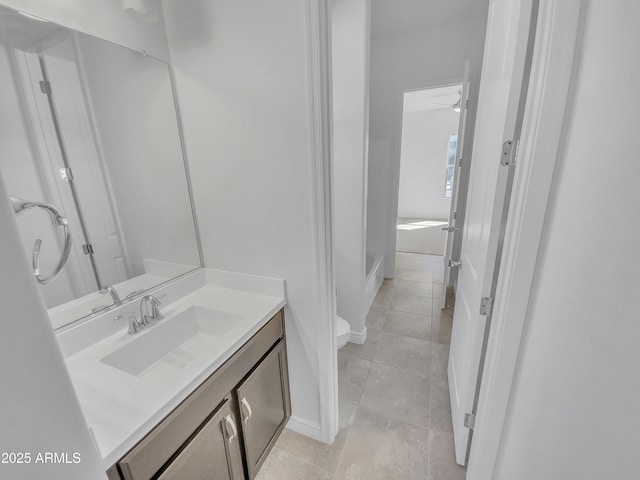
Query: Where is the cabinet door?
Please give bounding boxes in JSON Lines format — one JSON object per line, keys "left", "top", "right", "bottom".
{"left": 237, "top": 342, "right": 291, "bottom": 479}
{"left": 157, "top": 399, "right": 244, "bottom": 480}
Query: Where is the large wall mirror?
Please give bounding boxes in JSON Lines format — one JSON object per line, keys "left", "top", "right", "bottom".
{"left": 0, "top": 6, "right": 202, "bottom": 330}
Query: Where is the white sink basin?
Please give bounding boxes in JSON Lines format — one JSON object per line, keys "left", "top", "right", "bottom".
{"left": 101, "top": 306, "right": 242, "bottom": 376}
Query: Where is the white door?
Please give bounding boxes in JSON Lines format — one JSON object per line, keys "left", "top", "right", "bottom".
{"left": 448, "top": 0, "right": 536, "bottom": 465}
{"left": 41, "top": 37, "right": 127, "bottom": 287}
{"left": 440, "top": 62, "right": 470, "bottom": 309}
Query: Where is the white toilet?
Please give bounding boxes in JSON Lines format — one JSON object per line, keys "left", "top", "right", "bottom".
{"left": 336, "top": 315, "right": 351, "bottom": 349}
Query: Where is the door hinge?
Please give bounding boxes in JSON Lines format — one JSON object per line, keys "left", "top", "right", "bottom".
{"left": 453, "top": 211, "right": 457, "bottom": 220}
{"left": 458, "top": 157, "right": 463, "bottom": 167}
{"left": 465, "top": 98, "right": 469, "bottom": 109}
{"left": 448, "top": 259, "right": 462, "bottom": 269}
{"left": 501, "top": 139, "right": 521, "bottom": 166}
{"left": 59, "top": 167, "right": 74, "bottom": 181}
{"left": 39, "top": 80, "right": 52, "bottom": 95}
{"left": 464, "top": 413, "right": 476, "bottom": 430}
{"left": 82, "top": 243, "right": 94, "bottom": 255}
{"left": 479, "top": 297, "right": 493, "bottom": 316}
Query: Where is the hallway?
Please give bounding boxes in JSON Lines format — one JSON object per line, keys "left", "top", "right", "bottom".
{"left": 396, "top": 218, "right": 448, "bottom": 255}
{"left": 257, "top": 252, "right": 464, "bottom": 480}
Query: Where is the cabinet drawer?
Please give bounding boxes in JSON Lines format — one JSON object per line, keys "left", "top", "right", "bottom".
{"left": 157, "top": 398, "right": 244, "bottom": 480}
{"left": 117, "top": 310, "right": 283, "bottom": 480}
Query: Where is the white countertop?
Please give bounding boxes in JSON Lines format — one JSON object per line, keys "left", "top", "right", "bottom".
{"left": 49, "top": 272, "right": 173, "bottom": 330}
{"left": 58, "top": 269, "right": 286, "bottom": 469}
{"left": 49, "top": 258, "right": 198, "bottom": 330}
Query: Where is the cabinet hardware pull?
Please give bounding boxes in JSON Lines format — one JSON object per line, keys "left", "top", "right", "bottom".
{"left": 224, "top": 415, "right": 237, "bottom": 443}
{"left": 241, "top": 397, "right": 253, "bottom": 424}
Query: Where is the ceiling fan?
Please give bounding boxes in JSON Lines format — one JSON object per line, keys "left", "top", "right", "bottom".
{"left": 434, "top": 90, "right": 462, "bottom": 112}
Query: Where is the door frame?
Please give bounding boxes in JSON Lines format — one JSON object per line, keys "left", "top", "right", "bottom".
{"left": 303, "top": 0, "right": 339, "bottom": 444}
{"left": 466, "top": 1, "right": 583, "bottom": 478}
{"left": 386, "top": 75, "right": 465, "bottom": 278}
{"left": 441, "top": 64, "right": 471, "bottom": 309}
{"left": 303, "top": 0, "right": 583, "bottom": 453}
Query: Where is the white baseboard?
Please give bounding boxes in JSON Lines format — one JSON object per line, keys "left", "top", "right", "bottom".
{"left": 286, "top": 415, "right": 324, "bottom": 442}
{"left": 349, "top": 327, "right": 367, "bottom": 345}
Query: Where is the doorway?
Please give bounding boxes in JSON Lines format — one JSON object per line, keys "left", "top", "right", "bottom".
{"left": 396, "top": 85, "right": 462, "bottom": 257}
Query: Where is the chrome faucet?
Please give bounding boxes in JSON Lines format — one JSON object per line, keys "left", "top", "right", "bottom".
{"left": 113, "top": 295, "right": 163, "bottom": 335}
{"left": 99, "top": 285, "right": 121, "bottom": 304}
{"left": 139, "top": 295, "right": 163, "bottom": 326}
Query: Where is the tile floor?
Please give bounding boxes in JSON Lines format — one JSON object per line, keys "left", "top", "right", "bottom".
{"left": 256, "top": 252, "right": 465, "bottom": 480}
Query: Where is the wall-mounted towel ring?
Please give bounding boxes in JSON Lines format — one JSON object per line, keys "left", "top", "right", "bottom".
{"left": 9, "top": 196, "right": 72, "bottom": 285}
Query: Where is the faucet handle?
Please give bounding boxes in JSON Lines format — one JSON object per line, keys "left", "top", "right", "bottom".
{"left": 125, "top": 289, "right": 145, "bottom": 300}
{"left": 140, "top": 295, "right": 164, "bottom": 324}
{"left": 153, "top": 298, "right": 164, "bottom": 321}
{"left": 114, "top": 312, "right": 142, "bottom": 335}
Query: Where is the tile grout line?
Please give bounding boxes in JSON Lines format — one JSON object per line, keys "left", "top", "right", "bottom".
{"left": 428, "top": 334, "right": 438, "bottom": 480}
{"left": 333, "top": 299, "right": 392, "bottom": 477}
{"left": 358, "top": 362, "right": 432, "bottom": 430}
{"left": 398, "top": 251, "right": 439, "bottom": 480}
{"left": 352, "top": 295, "right": 393, "bottom": 403}
{"left": 330, "top": 407, "right": 356, "bottom": 479}
{"left": 338, "top": 253, "right": 445, "bottom": 479}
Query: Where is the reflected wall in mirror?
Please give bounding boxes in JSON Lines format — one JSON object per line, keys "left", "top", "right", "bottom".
{"left": 0, "top": 6, "right": 202, "bottom": 330}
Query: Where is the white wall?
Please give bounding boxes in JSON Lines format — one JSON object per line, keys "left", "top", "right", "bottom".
{"left": 495, "top": 2, "right": 640, "bottom": 478}
{"left": 0, "top": 0, "right": 169, "bottom": 61}
{"left": 331, "top": 0, "right": 370, "bottom": 337}
{"left": 0, "top": 174, "right": 105, "bottom": 480}
{"left": 368, "top": 14, "right": 487, "bottom": 276}
{"left": 398, "top": 108, "right": 458, "bottom": 219}
{"left": 162, "top": 0, "right": 327, "bottom": 434}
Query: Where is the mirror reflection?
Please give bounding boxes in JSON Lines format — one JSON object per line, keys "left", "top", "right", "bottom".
{"left": 0, "top": 7, "right": 202, "bottom": 329}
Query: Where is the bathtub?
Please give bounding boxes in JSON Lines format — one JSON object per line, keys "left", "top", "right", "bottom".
{"left": 364, "top": 253, "right": 384, "bottom": 311}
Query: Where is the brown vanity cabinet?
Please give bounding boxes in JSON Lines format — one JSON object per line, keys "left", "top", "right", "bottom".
{"left": 235, "top": 341, "right": 290, "bottom": 479}
{"left": 107, "top": 310, "right": 290, "bottom": 480}
{"left": 156, "top": 398, "right": 244, "bottom": 480}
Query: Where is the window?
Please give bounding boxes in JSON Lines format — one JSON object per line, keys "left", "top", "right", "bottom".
{"left": 444, "top": 133, "right": 458, "bottom": 198}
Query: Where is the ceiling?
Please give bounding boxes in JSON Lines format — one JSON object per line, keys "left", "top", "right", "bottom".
{"left": 371, "top": 0, "right": 490, "bottom": 38}
{"left": 403, "top": 85, "right": 462, "bottom": 113}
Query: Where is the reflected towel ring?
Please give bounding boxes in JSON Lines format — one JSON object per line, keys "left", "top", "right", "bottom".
{"left": 9, "top": 196, "right": 72, "bottom": 285}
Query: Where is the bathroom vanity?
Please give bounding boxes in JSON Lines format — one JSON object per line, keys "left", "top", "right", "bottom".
{"left": 107, "top": 310, "right": 289, "bottom": 480}
{"left": 54, "top": 269, "right": 289, "bottom": 480}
